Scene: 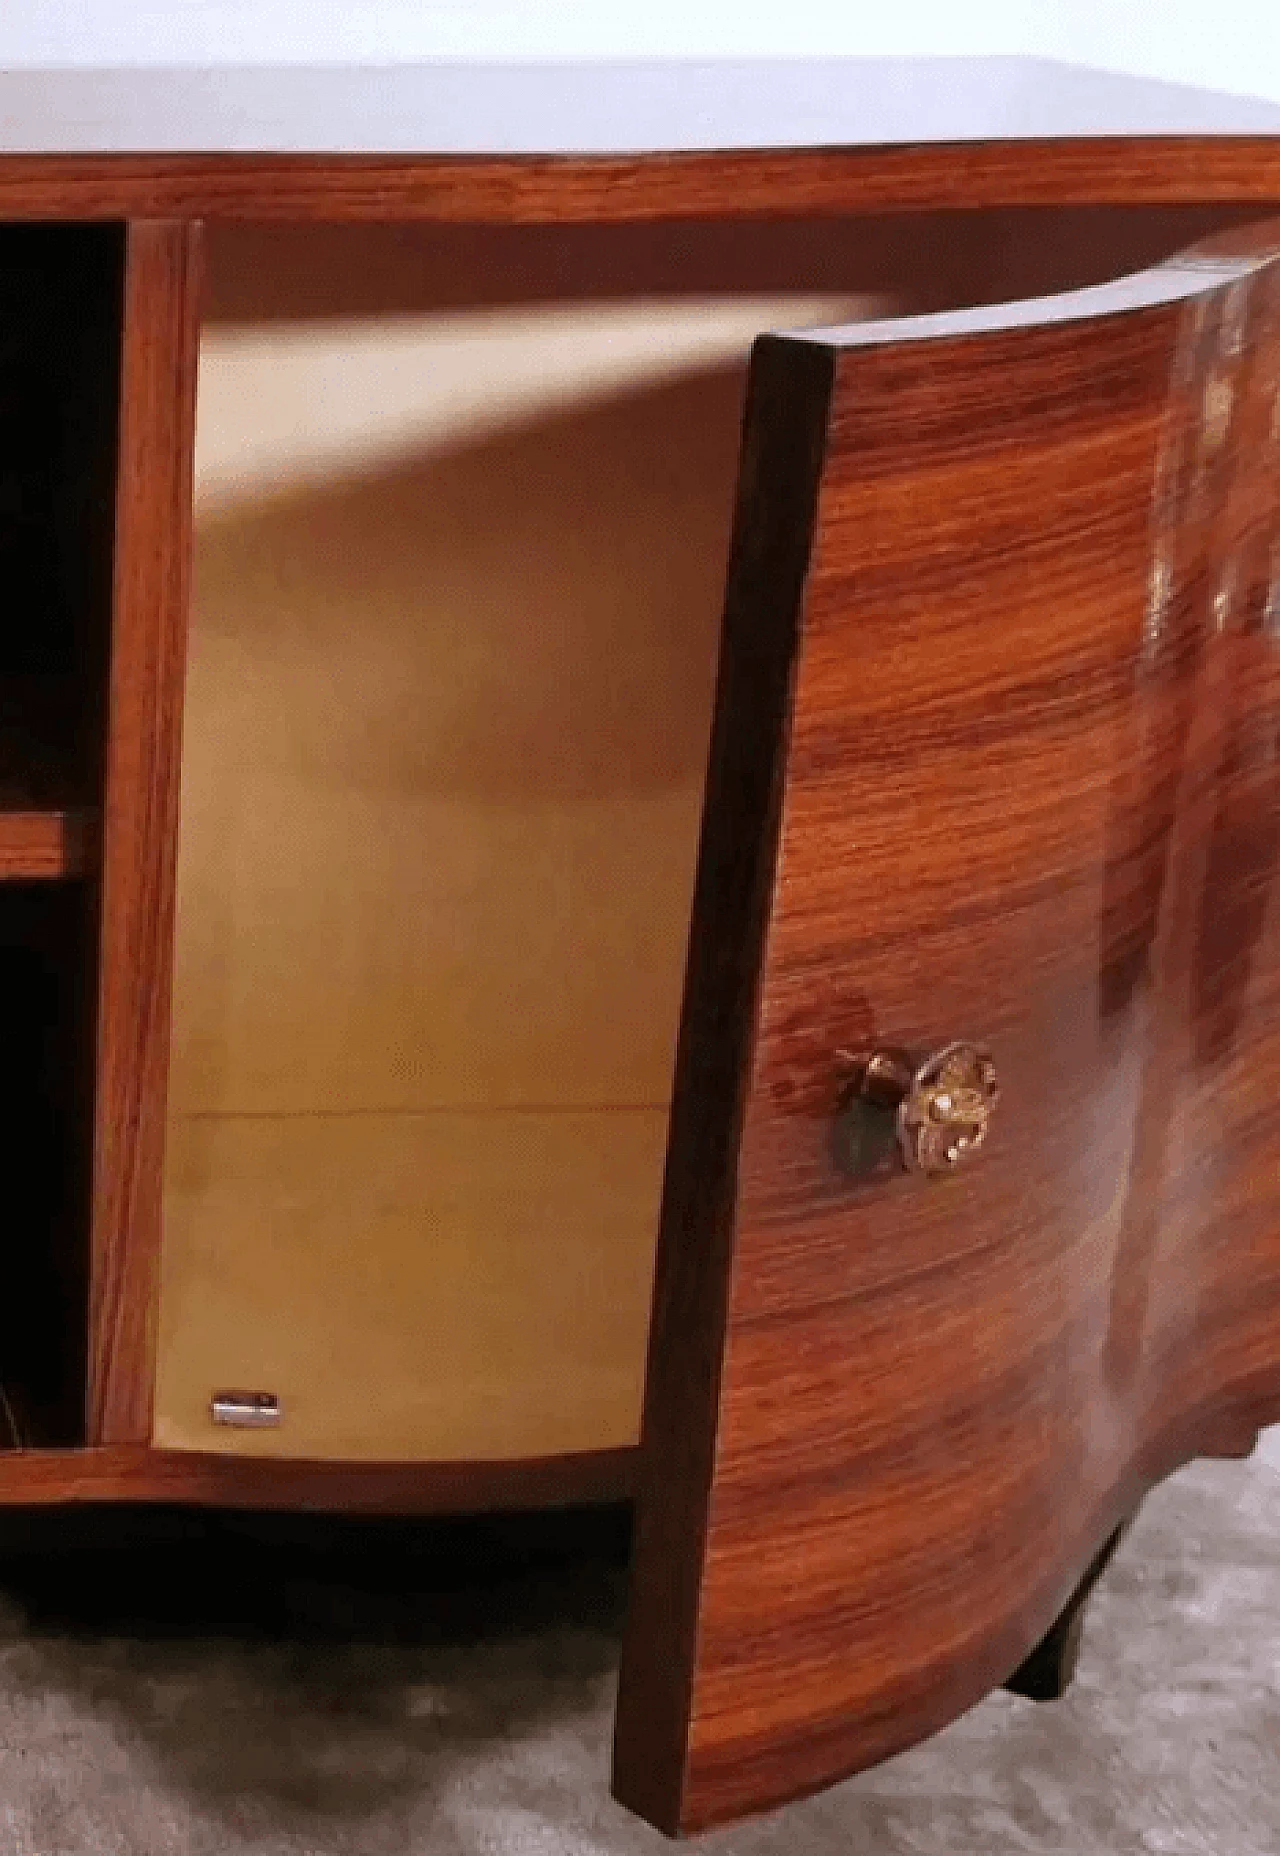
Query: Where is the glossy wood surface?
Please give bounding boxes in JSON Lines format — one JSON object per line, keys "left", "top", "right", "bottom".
{"left": 0, "top": 813, "right": 90, "bottom": 880}
{"left": 2, "top": 139, "right": 1280, "bottom": 225}
{"left": 0, "top": 1441, "right": 633, "bottom": 1513}
{"left": 614, "top": 222, "right": 1280, "bottom": 1833}
{"left": 87, "top": 221, "right": 202, "bottom": 1445}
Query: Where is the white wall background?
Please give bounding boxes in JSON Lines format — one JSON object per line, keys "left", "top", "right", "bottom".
{"left": 1, "top": 1, "right": 1279, "bottom": 110}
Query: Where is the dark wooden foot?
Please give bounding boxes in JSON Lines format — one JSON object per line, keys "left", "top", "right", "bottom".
{"left": 1003, "top": 1521, "right": 1132, "bottom": 1702}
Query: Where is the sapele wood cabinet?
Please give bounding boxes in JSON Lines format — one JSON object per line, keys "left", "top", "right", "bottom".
{"left": 1, "top": 109, "right": 1280, "bottom": 1836}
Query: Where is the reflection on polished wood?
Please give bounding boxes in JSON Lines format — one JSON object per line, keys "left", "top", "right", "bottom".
{"left": 4, "top": 140, "right": 1280, "bottom": 224}
{"left": 615, "top": 221, "right": 1280, "bottom": 1834}
{"left": 0, "top": 1442, "right": 634, "bottom": 1512}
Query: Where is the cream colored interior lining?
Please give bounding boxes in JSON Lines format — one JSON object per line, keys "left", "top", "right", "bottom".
{"left": 153, "top": 230, "right": 860, "bottom": 1460}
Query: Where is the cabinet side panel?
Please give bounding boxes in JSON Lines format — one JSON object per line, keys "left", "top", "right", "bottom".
{"left": 88, "top": 219, "right": 202, "bottom": 1445}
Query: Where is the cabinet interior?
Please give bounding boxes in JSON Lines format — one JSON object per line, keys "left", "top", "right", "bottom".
{"left": 158, "top": 237, "right": 770, "bottom": 1462}
{"left": 153, "top": 205, "right": 1258, "bottom": 1464}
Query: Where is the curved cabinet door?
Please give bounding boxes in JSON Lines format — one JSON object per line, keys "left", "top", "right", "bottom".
{"left": 613, "top": 223, "right": 1280, "bottom": 1835}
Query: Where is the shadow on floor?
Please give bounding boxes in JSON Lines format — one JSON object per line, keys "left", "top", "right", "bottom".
{"left": 0, "top": 1503, "right": 632, "bottom": 1832}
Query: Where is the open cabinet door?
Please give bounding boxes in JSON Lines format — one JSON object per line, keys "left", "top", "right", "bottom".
{"left": 613, "top": 223, "right": 1280, "bottom": 1835}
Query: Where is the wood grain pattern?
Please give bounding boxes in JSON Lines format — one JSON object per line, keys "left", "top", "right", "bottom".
{"left": 87, "top": 221, "right": 202, "bottom": 1446}
{"left": 0, "top": 140, "right": 1279, "bottom": 226}
{"left": 0, "top": 1441, "right": 633, "bottom": 1513}
{"left": 614, "top": 221, "right": 1280, "bottom": 1833}
{"left": 0, "top": 812, "right": 92, "bottom": 880}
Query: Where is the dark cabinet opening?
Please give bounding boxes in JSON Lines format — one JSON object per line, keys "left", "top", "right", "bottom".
{"left": 0, "top": 222, "right": 122, "bottom": 865}
{"left": 0, "top": 883, "right": 95, "bottom": 1448}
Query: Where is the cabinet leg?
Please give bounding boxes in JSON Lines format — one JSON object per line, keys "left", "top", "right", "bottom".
{"left": 1003, "top": 1521, "right": 1132, "bottom": 1702}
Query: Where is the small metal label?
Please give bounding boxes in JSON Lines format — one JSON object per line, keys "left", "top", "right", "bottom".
{"left": 210, "top": 1390, "right": 282, "bottom": 1428}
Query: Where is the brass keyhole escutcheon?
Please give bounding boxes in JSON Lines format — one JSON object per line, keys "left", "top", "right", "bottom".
{"left": 839, "top": 1042, "right": 998, "bottom": 1180}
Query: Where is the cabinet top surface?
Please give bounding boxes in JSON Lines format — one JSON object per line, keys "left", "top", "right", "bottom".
{"left": 3, "top": 56, "right": 1280, "bottom": 156}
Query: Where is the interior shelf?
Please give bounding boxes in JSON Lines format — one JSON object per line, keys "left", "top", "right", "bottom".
{"left": 0, "top": 676, "right": 99, "bottom": 879}
{"left": 0, "top": 811, "right": 91, "bottom": 882}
